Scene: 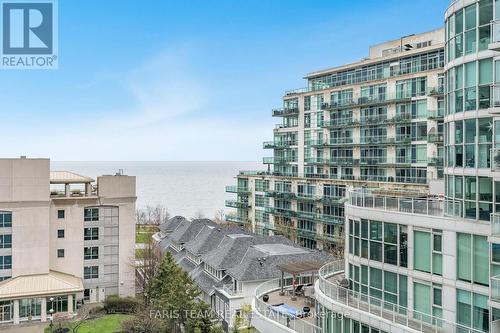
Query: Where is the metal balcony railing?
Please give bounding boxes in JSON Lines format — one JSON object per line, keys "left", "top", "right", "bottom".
{"left": 225, "top": 186, "right": 250, "bottom": 194}
{"left": 318, "top": 261, "right": 483, "bottom": 333}
{"left": 272, "top": 107, "right": 300, "bottom": 117}
{"left": 225, "top": 200, "right": 249, "bottom": 209}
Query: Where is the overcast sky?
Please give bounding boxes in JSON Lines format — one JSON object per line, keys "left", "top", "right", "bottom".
{"left": 0, "top": 0, "right": 448, "bottom": 161}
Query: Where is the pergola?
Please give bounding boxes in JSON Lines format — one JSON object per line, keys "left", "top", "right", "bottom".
{"left": 277, "top": 261, "right": 324, "bottom": 297}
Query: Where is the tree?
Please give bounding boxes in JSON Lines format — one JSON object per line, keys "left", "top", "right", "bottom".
{"left": 230, "top": 304, "right": 252, "bottom": 333}
{"left": 148, "top": 252, "right": 200, "bottom": 331}
{"left": 135, "top": 235, "right": 163, "bottom": 301}
{"left": 121, "top": 306, "right": 166, "bottom": 333}
{"left": 214, "top": 209, "right": 225, "bottom": 224}
{"left": 193, "top": 209, "right": 205, "bottom": 220}
{"left": 184, "top": 301, "right": 218, "bottom": 333}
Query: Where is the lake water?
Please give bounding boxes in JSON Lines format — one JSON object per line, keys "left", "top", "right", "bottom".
{"left": 51, "top": 161, "right": 264, "bottom": 219}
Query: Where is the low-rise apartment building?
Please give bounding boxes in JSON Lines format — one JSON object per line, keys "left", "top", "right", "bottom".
{"left": 0, "top": 157, "right": 136, "bottom": 325}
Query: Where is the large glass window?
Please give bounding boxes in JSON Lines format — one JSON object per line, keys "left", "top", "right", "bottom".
{"left": 457, "top": 233, "right": 489, "bottom": 285}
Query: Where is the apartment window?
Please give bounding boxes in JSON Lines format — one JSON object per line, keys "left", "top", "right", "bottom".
{"left": 84, "top": 227, "right": 99, "bottom": 241}
{"left": 84, "top": 266, "right": 98, "bottom": 279}
{"left": 0, "top": 235, "right": 11, "bottom": 249}
{"left": 84, "top": 208, "right": 99, "bottom": 222}
{"left": 0, "top": 256, "right": 12, "bottom": 269}
{"left": 414, "top": 230, "right": 442, "bottom": 275}
{"left": 83, "top": 289, "right": 90, "bottom": 301}
{"left": 57, "top": 249, "right": 64, "bottom": 258}
{"left": 457, "top": 289, "right": 489, "bottom": 332}
{"left": 457, "top": 233, "right": 489, "bottom": 285}
{"left": 57, "top": 210, "right": 65, "bottom": 219}
{"left": 0, "top": 213, "right": 12, "bottom": 228}
{"left": 84, "top": 247, "right": 99, "bottom": 260}
{"left": 414, "top": 282, "right": 443, "bottom": 320}
{"left": 57, "top": 230, "right": 64, "bottom": 239}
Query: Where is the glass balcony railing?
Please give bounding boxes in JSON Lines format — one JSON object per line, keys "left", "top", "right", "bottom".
{"left": 492, "top": 275, "right": 500, "bottom": 302}
{"left": 225, "top": 186, "right": 250, "bottom": 194}
{"left": 427, "top": 109, "right": 445, "bottom": 120}
{"left": 319, "top": 119, "right": 358, "bottom": 128}
{"left": 226, "top": 215, "right": 249, "bottom": 224}
{"left": 225, "top": 200, "right": 250, "bottom": 209}
{"left": 265, "top": 156, "right": 298, "bottom": 164}
{"left": 348, "top": 189, "right": 456, "bottom": 217}
{"left": 491, "top": 19, "right": 500, "bottom": 44}
{"left": 263, "top": 140, "right": 297, "bottom": 149}
{"left": 428, "top": 157, "right": 444, "bottom": 166}
{"left": 265, "top": 189, "right": 296, "bottom": 199}
{"left": 319, "top": 261, "right": 483, "bottom": 333}
{"left": 359, "top": 115, "right": 388, "bottom": 124}
{"left": 427, "top": 86, "right": 444, "bottom": 96}
{"left": 427, "top": 133, "right": 444, "bottom": 143}
{"left": 491, "top": 213, "right": 500, "bottom": 237}
{"left": 272, "top": 107, "right": 299, "bottom": 117}
{"left": 492, "top": 85, "right": 500, "bottom": 107}
{"left": 386, "top": 113, "right": 412, "bottom": 124}
{"left": 492, "top": 148, "right": 500, "bottom": 171}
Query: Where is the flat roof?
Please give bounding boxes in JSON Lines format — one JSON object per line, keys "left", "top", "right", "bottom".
{"left": 253, "top": 243, "right": 309, "bottom": 256}
{"left": 278, "top": 261, "right": 325, "bottom": 275}
{"left": 50, "top": 171, "right": 94, "bottom": 184}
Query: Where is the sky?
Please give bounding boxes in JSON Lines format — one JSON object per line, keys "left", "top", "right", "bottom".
{"left": 0, "top": 0, "right": 448, "bottom": 161}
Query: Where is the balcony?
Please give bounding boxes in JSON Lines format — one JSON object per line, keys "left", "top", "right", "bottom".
{"left": 386, "top": 114, "right": 411, "bottom": 124}
{"left": 359, "top": 136, "right": 394, "bottom": 145}
{"left": 319, "top": 119, "right": 359, "bottom": 128}
{"left": 426, "top": 86, "right": 444, "bottom": 97}
{"left": 275, "top": 123, "right": 298, "bottom": 130}
{"left": 221, "top": 284, "right": 243, "bottom": 297}
{"left": 263, "top": 141, "right": 297, "bottom": 149}
{"left": 225, "top": 186, "right": 250, "bottom": 194}
{"left": 427, "top": 109, "right": 444, "bottom": 120}
{"left": 492, "top": 275, "right": 500, "bottom": 303}
{"left": 263, "top": 157, "right": 297, "bottom": 164}
{"left": 427, "top": 133, "right": 444, "bottom": 143}
{"left": 272, "top": 107, "right": 299, "bottom": 117}
{"left": 265, "top": 206, "right": 297, "bottom": 218}
{"left": 489, "top": 19, "right": 500, "bottom": 52}
{"left": 225, "top": 200, "right": 250, "bottom": 209}
{"left": 359, "top": 115, "right": 388, "bottom": 125}
{"left": 347, "top": 189, "right": 456, "bottom": 217}
{"left": 318, "top": 261, "right": 482, "bottom": 333}
{"left": 226, "top": 215, "right": 249, "bottom": 224}
{"left": 254, "top": 279, "right": 321, "bottom": 333}
{"left": 428, "top": 157, "right": 444, "bottom": 167}
{"left": 491, "top": 213, "right": 500, "bottom": 243}
{"left": 265, "top": 190, "right": 296, "bottom": 200}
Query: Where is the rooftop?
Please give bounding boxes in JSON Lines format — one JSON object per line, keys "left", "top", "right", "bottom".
{"left": 252, "top": 243, "right": 309, "bottom": 256}
{"left": 49, "top": 171, "right": 94, "bottom": 184}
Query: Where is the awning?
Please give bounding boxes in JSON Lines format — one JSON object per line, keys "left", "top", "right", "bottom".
{"left": 0, "top": 270, "right": 84, "bottom": 300}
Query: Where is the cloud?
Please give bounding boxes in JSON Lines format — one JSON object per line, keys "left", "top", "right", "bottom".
{"left": 5, "top": 46, "right": 270, "bottom": 161}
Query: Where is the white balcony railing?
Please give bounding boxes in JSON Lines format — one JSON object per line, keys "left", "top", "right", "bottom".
{"left": 318, "top": 261, "right": 484, "bottom": 333}
{"left": 347, "top": 189, "right": 461, "bottom": 217}
{"left": 254, "top": 279, "right": 322, "bottom": 333}
{"left": 222, "top": 284, "right": 243, "bottom": 296}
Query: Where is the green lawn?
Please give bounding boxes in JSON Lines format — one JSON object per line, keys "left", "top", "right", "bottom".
{"left": 136, "top": 224, "right": 159, "bottom": 233}
{"left": 135, "top": 232, "right": 151, "bottom": 244}
{"left": 44, "top": 314, "right": 130, "bottom": 333}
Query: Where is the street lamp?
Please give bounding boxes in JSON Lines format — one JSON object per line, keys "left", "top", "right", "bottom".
{"left": 49, "top": 308, "right": 54, "bottom": 333}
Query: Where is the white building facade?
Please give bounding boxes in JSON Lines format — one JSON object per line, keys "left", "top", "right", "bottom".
{"left": 0, "top": 157, "right": 136, "bottom": 325}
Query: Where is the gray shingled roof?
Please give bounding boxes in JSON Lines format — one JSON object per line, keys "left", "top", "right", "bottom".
{"left": 226, "top": 247, "right": 333, "bottom": 281}
{"left": 159, "top": 216, "right": 187, "bottom": 234}
{"left": 170, "top": 219, "right": 216, "bottom": 244}
{"left": 201, "top": 234, "right": 296, "bottom": 270}
{"left": 184, "top": 225, "right": 248, "bottom": 256}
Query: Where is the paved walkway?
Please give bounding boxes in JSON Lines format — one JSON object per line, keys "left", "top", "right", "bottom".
{"left": 0, "top": 322, "right": 46, "bottom": 333}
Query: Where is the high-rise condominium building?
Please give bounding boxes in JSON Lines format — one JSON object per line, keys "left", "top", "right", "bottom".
{"left": 0, "top": 157, "right": 136, "bottom": 325}
{"left": 310, "top": 1, "right": 500, "bottom": 333}
{"left": 227, "top": 28, "right": 446, "bottom": 252}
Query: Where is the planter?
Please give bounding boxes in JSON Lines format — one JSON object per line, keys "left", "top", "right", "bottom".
{"left": 262, "top": 294, "right": 269, "bottom": 302}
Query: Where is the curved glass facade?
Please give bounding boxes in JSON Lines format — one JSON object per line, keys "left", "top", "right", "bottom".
{"left": 445, "top": 0, "right": 498, "bottom": 221}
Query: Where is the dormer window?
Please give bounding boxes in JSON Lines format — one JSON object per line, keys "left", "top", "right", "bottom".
{"left": 204, "top": 263, "right": 225, "bottom": 280}
{"left": 186, "top": 251, "right": 201, "bottom": 265}
{"left": 171, "top": 241, "right": 183, "bottom": 252}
